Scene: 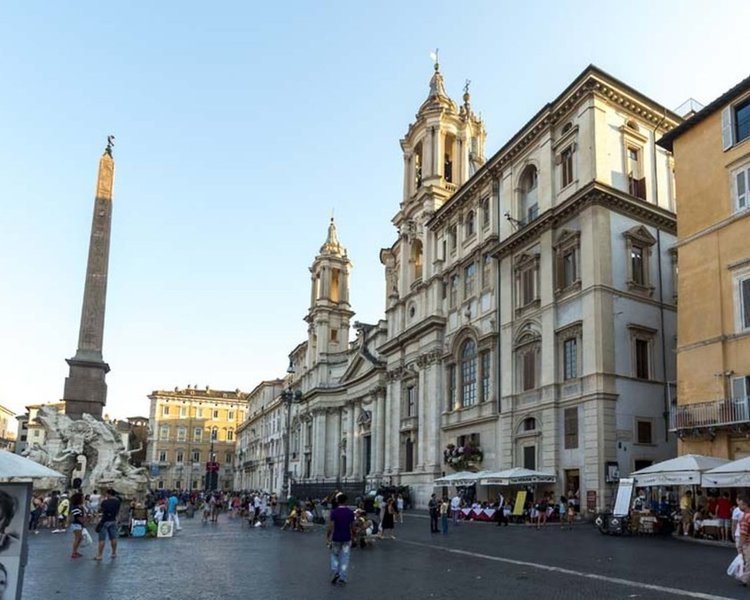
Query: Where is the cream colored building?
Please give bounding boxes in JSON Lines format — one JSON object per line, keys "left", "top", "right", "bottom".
{"left": 234, "top": 379, "right": 285, "bottom": 491}
{"left": 15, "top": 402, "right": 65, "bottom": 455}
{"left": 0, "top": 404, "right": 16, "bottom": 451}
{"left": 658, "top": 74, "right": 750, "bottom": 458}
{"left": 147, "top": 387, "right": 246, "bottom": 491}
{"left": 242, "top": 64, "right": 682, "bottom": 510}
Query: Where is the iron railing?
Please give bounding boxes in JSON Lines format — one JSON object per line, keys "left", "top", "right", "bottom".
{"left": 669, "top": 396, "right": 750, "bottom": 431}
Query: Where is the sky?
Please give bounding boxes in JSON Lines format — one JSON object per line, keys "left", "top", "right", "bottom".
{"left": 1, "top": 0, "right": 748, "bottom": 420}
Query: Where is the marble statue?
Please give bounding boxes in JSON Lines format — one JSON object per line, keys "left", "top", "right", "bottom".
{"left": 25, "top": 407, "right": 149, "bottom": 498}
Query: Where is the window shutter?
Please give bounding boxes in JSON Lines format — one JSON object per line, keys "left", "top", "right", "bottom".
{"left": 737, "top": 169, "right": 748, "bottom": 210}
{"left": 722, "top": 106, "right": 734, "bottom": 150}
{"left": 742, "top": 278, "right": 750, "bottom": 329}
{"left": 732, "top": 376, "right": 748, "bottom": 401}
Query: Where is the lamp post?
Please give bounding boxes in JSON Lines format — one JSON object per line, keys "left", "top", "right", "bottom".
{"left": 281, "top": 360, "right": 303, "bottom": 504}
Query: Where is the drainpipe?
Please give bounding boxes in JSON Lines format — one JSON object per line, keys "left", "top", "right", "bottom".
{"left": 652, "top": 109, "right": 670, "bottom": 442}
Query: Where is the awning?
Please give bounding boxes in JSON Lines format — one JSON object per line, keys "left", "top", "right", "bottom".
{"left": 0, "top": 450, "right": 66, "bottom": 481}
{"left": 479, "top": 467, "right": 557, "bottom": 486}
{"left": 631, "top": 454, "right": 729, "bottom": 486}
{"left": 433, "top": 470, "right": 491, "bottom": 486}
{"left": 701, "top": 456, "right": 750, "bottom": 487}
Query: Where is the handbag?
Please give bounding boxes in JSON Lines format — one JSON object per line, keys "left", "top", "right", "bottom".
{"left": 95, "top": 520, "right": 104, "bottom": 533}
{"left": 80, "top": 528, "right": 93, "bottom": 547}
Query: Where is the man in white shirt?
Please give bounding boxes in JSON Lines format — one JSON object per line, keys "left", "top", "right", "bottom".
{"left": 732, "top": 500, "right": 744, "bottom": 551}
{"left": 89, "top": 489, "right": 102, "bottom": 515}
{"left": 451, "top": 494, "right": 461, "bottom": 526}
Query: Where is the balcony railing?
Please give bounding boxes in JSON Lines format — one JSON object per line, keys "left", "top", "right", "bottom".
{"left": 669, "top": 397, "right": 750, "bottom": 432}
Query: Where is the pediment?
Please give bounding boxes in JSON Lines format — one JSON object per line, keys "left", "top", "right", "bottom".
{"left": 624, "top": 225, "right": 656, "bottom": 246}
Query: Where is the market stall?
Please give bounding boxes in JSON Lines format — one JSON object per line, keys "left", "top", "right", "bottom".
{"left": 630, "top": 454, "right": 729, "bottom": 487}
{"left": 701, "top": 456, "right": 750, "bottom": 488}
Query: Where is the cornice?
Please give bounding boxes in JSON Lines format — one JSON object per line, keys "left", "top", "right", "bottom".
{"left": 377, "top": 314, "right": 447, "bottom": 355}
{"left": 489, "top": 182, "right": 676, "bottom": 260}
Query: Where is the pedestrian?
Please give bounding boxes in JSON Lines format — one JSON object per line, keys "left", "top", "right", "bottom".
{"left": 451, "top": 493, "right": 461, "bottom": 525}
{"left": 716, "top": 491, "right": 732, "bottom": 542}
{"left": 559, "top": 496, "right": 568, "bottom": 530}
{"left": 54, "top": 493, "right": 69, "bottom": 533}
{"left": 428, "top": 493, "right": 439, "bottom": 533}
{"left": 69, "top": 493, "right": 85, "bottom": 559}
{"left": 396, "top": 494, "right": 404, "bottom": 524}
{"left": 89, "top": 489, "right": 101, "bottom": 515}
{"left": 535, "top": 494, "right": 548, "bottom": 530}
{"left": 167, "top": 490, "right": 182, "bottom": 531}
{"left": 29, "top": 496, "right": 43, "bottom": 534}
{"left": 45, "top": 491, "right": 58, "bottom": 529}
{"left": 440, "top": 497, "right": 450, "bottom": 535}
{"left": 736, "top": 496, "right": 750, "bottom": 585}
{"left": 94, "top": 489, "right": 120, "bottom": 561}
{"left": 496, "top": 492, "right": 508, "bottom": 527}
{"left": 326, "top": 492, "right": 355, "bottom": 586}
{"left": 379, "top": 498, "right": 396, "bottom": 540}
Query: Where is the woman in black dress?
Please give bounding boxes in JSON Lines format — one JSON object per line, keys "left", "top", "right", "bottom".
{"left": 379, "top": 497, "right": 396, "bottom": 539}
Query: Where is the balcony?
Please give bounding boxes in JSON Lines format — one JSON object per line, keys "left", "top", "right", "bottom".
{"left": 669, "top": 397, "right": 750, "bottom": 433}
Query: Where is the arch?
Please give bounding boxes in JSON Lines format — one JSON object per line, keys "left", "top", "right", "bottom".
{"left": 516, "top": 415, "right": 538, "bottom": 434}
{"left": 513, "top": 320, "right": 541, "bottom": 346}
{"left": 465, "top": 210, "right": 476, "bottom": 237}
{"left": 562, "top": 122, "right": 573, "bottom": 133}
{"left": 450, "top": 325, "right": 481, "bottom": 354}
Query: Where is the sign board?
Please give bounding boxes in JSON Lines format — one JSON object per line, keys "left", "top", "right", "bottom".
{"left": 613, "top": 477, "right": 635, "bottom": 517}
{"left": 0, "top": 483, "right": 30, "bottom": 600}
{"left": 150, "top": 464, "right": 160, "bottom": 477}
{"left": 513, "top": 490, "right": 527, "bottom": 516}
{"left": 586, "top": 490, "right": 597, "bottom": 511}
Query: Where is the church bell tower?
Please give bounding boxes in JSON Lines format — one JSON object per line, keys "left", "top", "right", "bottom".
{"left": 305, "top": 218, "right": 354, "bottom": 364}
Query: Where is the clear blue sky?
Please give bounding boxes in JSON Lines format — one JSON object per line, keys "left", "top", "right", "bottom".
{"left": 1, "top": 0, "right": 747, "bottom": 419}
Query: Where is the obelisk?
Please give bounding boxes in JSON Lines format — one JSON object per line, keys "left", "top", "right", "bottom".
{"left": 63, "top": 137, "right": 115, "bottom": 419}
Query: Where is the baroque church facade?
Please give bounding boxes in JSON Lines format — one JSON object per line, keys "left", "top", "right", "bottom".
{"left": 239, "top": 63, "right": 682, "bottom": 511}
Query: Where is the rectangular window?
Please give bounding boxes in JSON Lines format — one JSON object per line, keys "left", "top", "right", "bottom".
{"left": 563, "top": 338, "right": 578, "bottom": 380}
{"left": 227, "top": 429, "right": 234, "bottom": 441}
{"left": 523, "top": 350, "right": 536, "bottom": 391}
{"left": 193, "top": 427, "right": 202, "bottom": 442}
{"left": 482, "top": 254, "right": 492, "bottom": 289}
{"left": 176, "top": 427, "right": 187, "bottom": 442}
{"left": 196, "top": 408, "right": 203, "bottom": 418}
{"left": 736, "top": 166, "right": 750, "bottom": 212}
{"left": 449, "top": 274, "right": 459, "bottom": 308}
{"left": 481, "top": 196, "right": 490, "bottom": 229}
{"left": 736, "top": 99, "right": 750, "bottom": 145}
{"left": 331, "top": 329, "right": 338, "bottom": 342}
{"left": 180, "top": 406, "right": 188, "bottom": 417}
{"left": 176, "top": 450, "right": 184, "bottom": 464}
{"left": 631, "top": 246, "right": 645, "bottom": 286}
{"left": 635, "top": 339, "right": 650, "bottom": 379}
{"left": 406, "top": 386, "right": 416, "bottom": 417}
{"left": 741, "top": 277, "right": 750, "bottom": 330}
{"left": 447, "top": 365, "right": 456, "bottom": 411}
{"left": 562, "top": 249, "right": 577, "bottom": 288}
{"left": 228, "top": 411, "right": 235, "bottom": 420}
{"left": 481, "top": 351, "right": 491, "bottom": 402}
{"left": 637, "top": 420, "right": 653, "bottom": 444}
{"left": 162, "top": 405, "right": 169, "bottom": 416}
{"left": 159, "top": 425, "right": 170, "bottom": 440}
{"left": 462, "top": 356, "right": 477, "bottom": 408}
{"left": 192, "top": 449, "right": 200, "bottom": 463}
{"left": 564, "top": 407, "right": 578, "bottom": 449}
{"left": 521, "top": 268, "right": 535, "bottom": 305}
{"left": 158, "top": 450, "right": 167, "bottom": 462}
{"left": 732, "top": 376, "right": 750, "bottom": 401}
{"left": 225, "top": 452, "right": 232, "bottom": 464}
{"left": 213, "top": 410, "right": 219, "bottom": 420}
{"left": 523, "top": 446, "right": 536, "bottom": 471}
{"left": 464, "top": 263, "right": 476, "bottom": 298}
{"left": 450, "top": 225, "right": 457, "bottom": 251}
{"left": 561, "top": 146, "right": 574, "bottom": 188}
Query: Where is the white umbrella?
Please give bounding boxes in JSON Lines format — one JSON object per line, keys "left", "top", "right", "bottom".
{"left": 631, "top": 454, "right": 729, "bottom": 486}
{"left": 0, "top": 450, "right": 66, "bottom": 482}
{"left": 701, "top": 456, "right": 750, "bottom": 487}
{"left": 434, "top": 470, "right": 491, "bottom": 486}
{"left": 479, "top": 467, "right": 557, "bottom": 486}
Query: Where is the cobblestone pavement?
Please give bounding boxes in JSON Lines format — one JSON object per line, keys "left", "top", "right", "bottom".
{"left": 21, "top": 514, "right": 746, "bottom": 599}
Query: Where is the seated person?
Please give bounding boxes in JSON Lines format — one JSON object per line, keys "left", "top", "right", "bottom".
{"left": 352, "top": 509, "right": 374, "bottom": 548}
{"left": 693, "top": 508, "right": 704, "bottom": 537}
{"left": 281, "top": 508, "right": 299, "bottom": 531}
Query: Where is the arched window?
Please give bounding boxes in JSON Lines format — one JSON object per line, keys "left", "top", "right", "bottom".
{"left": 519, "top": 166, "right": 539, "bottom": 223}
{"left": 461, "top": 339, "right": 477, "bottom": 407}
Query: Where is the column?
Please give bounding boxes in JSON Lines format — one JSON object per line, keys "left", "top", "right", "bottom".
{"left": 330, "top": 409, "right": 341, "bottom": 479}
{"left": 371, "top": 396, "right": 381, "bottom": 477}
{"left": 425, "top": 363, "right": 441, "bottom": 471}
{"left": 377, "top": 390, "right": 386, "bottom": 475}
{"left": 318, "top": 411, "right": 328, "bottom": 478}
{"left": 351, "top": 404, "right": 360, "bottom": 479}
{"left": 417, "top": 367, "right": 426, "bottom": 471}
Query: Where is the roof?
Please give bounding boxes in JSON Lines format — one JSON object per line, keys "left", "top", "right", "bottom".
{"left": 658, "top": 74, "right": 750, "bottom": 151}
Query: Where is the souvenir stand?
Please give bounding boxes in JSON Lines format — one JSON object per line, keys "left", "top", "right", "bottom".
{"left": 629, "top": 454, "right": 730, "bottom": 536}
{"left": 0, "top": 450, "right": 66, "bottom": 600}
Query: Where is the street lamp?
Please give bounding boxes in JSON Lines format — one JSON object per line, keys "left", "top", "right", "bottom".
{"left": 281, "top": 359, "right": 303, "bottom": 504}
